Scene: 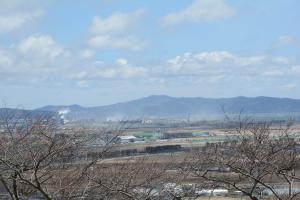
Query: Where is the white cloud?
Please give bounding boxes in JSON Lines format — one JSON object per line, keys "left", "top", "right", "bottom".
{"left": 98, "top": 68, "right": 117, "bottom": 79}
{"left": 2, "top": 37, "right": 300, "bottom": 89}
{"left": 0, "top": 49, "right": 13, "bottom": 66}
{"left": 97, "top": 66, "right": 146, "bottom": 79}
{"left": 116, "top": 58, "right": 128, "bottom": 66}
{"left": 88, "top": 35, "right": 145, "bottom": 51}
{"left": 281, "top": 84, "right": 297, "bottom": 91}
{"left": 95, "top": 60, "right": 104, "bottom": 65}
{"left": 208, "top": 75, "right": 226, "bottom": 83}
{"left": 0, "top": 0, "right": 45, "bottom": 12}
{"left": 80, "top": 49, "right": 96, "bottom": 59}
{"left": 0, "top": 34, "right": 73, "bottom": 85}
{"left": 273, "top": 35, "right": 296, "bottom": 48}
{"left": 0, "top": 0, "right": 46, "bottom": 33}
{"left": 70, "top": 71, "right": 88, "bottom": 80}
{"left": 0, "top": 10, "right": 44, "bottom": 33}
{"left": 262, "top": 69, "right": 284, "bottom": 77}
{"left": 87, "top": 10, "right": 145, "bottom": 51}
{"left": 70, "top": 59, "right": 146, "bottom": 81}
{"left": 290, "top": 65, "right": 300, "bottom": 75}
{"left": 120, "top": 66, "right": 146, "bottom": 78}
{"left": 88, "top": 65, "right": 146, "bottom": 79}
{"left": 17, "top": 34, "right": 68, "bottom": 60}
{"left": 167, "top": 51, "right": 266, "bottom": 75}
{"left": 90, "top": 9, "right": 144, "bottom": 34}
{"left": 194, "top": 51, "right": 234, "bottom": 63}
{"left": 77, "top": 80, "right": 89, "bottom": 88}
{"left": 235, "top": 55, "right": 266, "bottom": 66}
{"left": 162, "top": 0, "right": 235, "bottom": 26}
{"left": 165, "top": 51, "right": 300, "bottom": 83}
{"left": 70, "top": 66, "right": 146, "bottom": 81}
{"left": 272, "top": 56, "right": 291, "bottom": 64}
{"left": 0, "top": 48, "right": 16, "bottom": 77}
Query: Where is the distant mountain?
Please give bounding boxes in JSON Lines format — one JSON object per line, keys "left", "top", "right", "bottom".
{"left": 0, "top": 108, "right": 59, "bottom": 121}
{"left": 36, "top": 95, "right": 300, "bottom": 121}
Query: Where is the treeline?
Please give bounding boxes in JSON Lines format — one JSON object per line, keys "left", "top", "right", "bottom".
{"left": 88, "top": 144, "right": 183, "bottom": 159}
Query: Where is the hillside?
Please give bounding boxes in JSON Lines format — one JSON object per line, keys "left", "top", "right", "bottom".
{"left": 36, "top": 95, "right": 300, "bottom": 121}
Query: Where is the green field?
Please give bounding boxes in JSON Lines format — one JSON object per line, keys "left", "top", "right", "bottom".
{"left": 132, "top": 131, "right": 162, "bottom": 140}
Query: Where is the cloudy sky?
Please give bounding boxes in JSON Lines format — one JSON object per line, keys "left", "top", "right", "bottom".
{"left": 1, "top": 0, "right": 300, "bottom": 108}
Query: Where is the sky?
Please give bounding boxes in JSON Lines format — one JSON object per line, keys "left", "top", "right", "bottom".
{"left": 0, "top": 0, "right": 300, "bottom": 108}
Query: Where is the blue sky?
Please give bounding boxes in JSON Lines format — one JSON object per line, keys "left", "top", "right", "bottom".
{"left": 0, "top": 0, "right": 300, "bottom": 108}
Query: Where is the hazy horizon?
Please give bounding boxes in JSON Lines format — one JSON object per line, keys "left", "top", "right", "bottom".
{"left": 4, "top": 94, "right": 300, "bottom": 110}
{"left": 1, "top": 0, "right": 300, "bottom": 108}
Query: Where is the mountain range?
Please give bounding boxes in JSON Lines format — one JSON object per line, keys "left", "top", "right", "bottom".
{"left": 34, "top": 95, "right": 300, "bottom": 121}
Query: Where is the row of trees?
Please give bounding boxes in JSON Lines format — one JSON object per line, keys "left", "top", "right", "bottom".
{"left": 1, "top": 109, "right": 300, "bottom": 199}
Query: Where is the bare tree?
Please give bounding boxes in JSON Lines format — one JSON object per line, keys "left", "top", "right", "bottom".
{"left": 0, "top": 109, "right": 174, "bottom": 200}
{"left": 80, "top": 156, "right": 175, "bottom": 199}
{"left": 181, "top": 118, "right": 300, "bottom": 200}
{"left": 0, "top": 109, "right": 89, "bottom": 200}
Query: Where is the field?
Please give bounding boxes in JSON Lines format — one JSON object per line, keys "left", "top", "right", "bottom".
{"left": 115, "top": 127, "right": 237, "bottom": 151}
{"left": 118, "top": 124, "right": 300, "bottom": 149}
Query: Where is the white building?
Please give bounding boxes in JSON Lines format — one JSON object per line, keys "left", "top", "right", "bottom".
{"left": 117, "top": 135, "right": 137, "bottom": 143}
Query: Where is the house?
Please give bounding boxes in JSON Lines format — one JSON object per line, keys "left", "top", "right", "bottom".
{"left": 195, "top": 189, "right": 228, "bottom": 196}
